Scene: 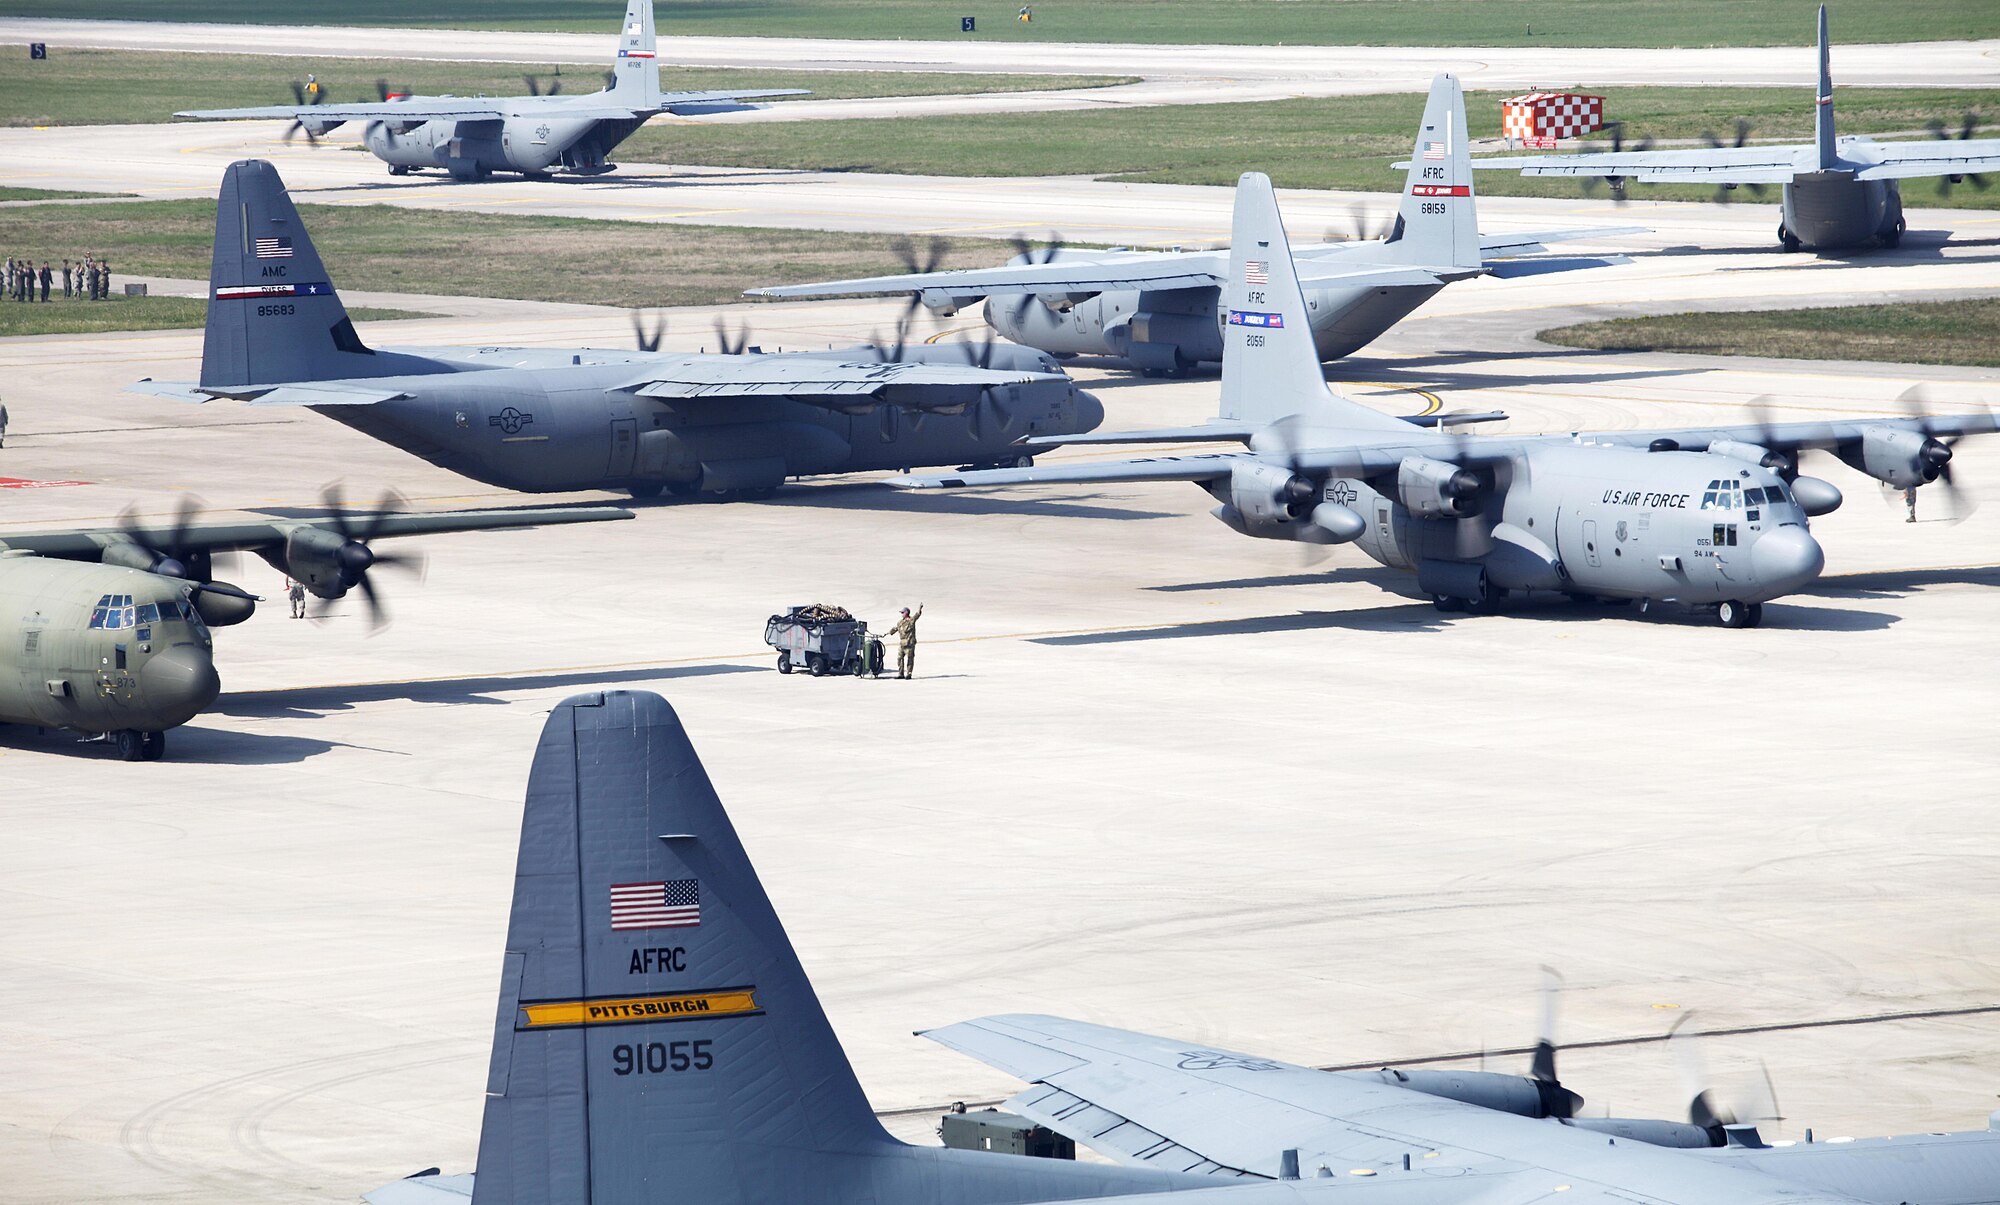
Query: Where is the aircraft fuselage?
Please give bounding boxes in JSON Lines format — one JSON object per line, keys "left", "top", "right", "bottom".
{"left": 0, "top": 557, "right": 220, "bottom": 745}
{"left": 1778, "top": 171, "right": 1903, "bottom": 250}
{"left": 985, "top": 279, "right": 1444, "bottom": 374}
{"left": 313, "top": 348, "right": 1101, "bottom": 498}
{"left": 362, "top": 112, "right": 647, "bottom": 180}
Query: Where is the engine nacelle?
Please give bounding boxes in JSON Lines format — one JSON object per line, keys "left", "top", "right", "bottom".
{"left": 1842, "top": 424, "right": 1952, "bottom": 489}
{"left": 1396, "top": 456, "right": 1482, "bottom": 518}
{"left": 1788, "top": 474, "right": 1842, "bottom": 516}
{"left": 1569, "top": 1117, "right": 1722, "bottom": 1149}
{"left": 103, "top": 540, "right": 183, "bottom": 578}
{"left": 1707, "top": 438, "right": 1795, "bottom": 478}
{"left": 284, "top": 527, "right": 370, "bottom": 599}
{"left": 917, "top": 287, "right": 983, "bottom": 317}
{"left": 191, "top": 584, "right": 256, "bottom": 628}
{"left": 1351, "top": 1069, "right": 1563, "bottom": 1119}
{"left": 1227, "top": 461, "right": 1318, "bottom": 530}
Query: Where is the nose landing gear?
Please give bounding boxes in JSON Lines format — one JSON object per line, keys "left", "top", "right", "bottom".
{"left": 1716, "top": 600, "right": 1764, "bottom": 629}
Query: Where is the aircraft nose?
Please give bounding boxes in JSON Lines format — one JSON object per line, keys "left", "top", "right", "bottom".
{"left": 1072, "top": 389, "right": 1105, "bottom": 433}
{"left": 1752, "top": 525, "right": 1825, "bottom": 592}
{"left": 139, "top": 644, "right": 221, "bottom": 727}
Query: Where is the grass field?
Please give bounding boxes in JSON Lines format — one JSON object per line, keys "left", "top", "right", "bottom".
{"left": 630, "top": 86, "right": 2000, "bottom": 209}
{"left": 0, "top": 199, "right": 1017, "bottom": 310}
{"left": 3, "top": 0, "right": 1995, "bottom": 46}
{"left": 0, "top": 186, "right": 106, "bottom": 202}
{"left": 0, "top": 48, "right": 1130, "bottom": 129}
{"left": 0, "top": 296, "right": 431, "bottom": 337}
{"left": 1540, "top": 298, "right": 2000, "bottom": 368}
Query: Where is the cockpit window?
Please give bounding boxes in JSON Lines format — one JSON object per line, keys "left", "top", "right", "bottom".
{"left": 136, "top": 603, "right": 160, "bottom": 625}
{"left": 1744, "top": 487, "right": 1766, "bottom": 505}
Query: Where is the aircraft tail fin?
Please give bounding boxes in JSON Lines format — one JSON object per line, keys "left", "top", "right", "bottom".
{"left": 1382, "top": 73, "right": 1481, "bottom": 271}
{"left": 1813, "top": 5, "right": 1837, "bottom": 170}
{"left": 607, "top": 0, "right": 663, "bottom": 110}
{"left": 1219, "top": 175, "right": 1407, "bottom": 433}
{"left": 471, "top": 690, "right": 895, "bottom": 1205}
{"left": 200, "top": 159, "right": 399, "bottom": 389}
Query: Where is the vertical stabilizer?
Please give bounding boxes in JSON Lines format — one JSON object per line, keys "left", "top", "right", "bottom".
{"left": 608, "top": 0, "right": 662, "bottom": 110}
{"left": 1814, "top": 5, "right": 1837, "bottom": 170}
{"left": 1382, "top": 74, "right": 1481, "bottom": 271}
{"left": 471, "top": 691, "right": 892, "bottom": 1205}
{"left": 201, "top": 160, "right": 390, "bottom": 388}
{"left": 1218, "top": 174, "right": 1405, "bottom": 433}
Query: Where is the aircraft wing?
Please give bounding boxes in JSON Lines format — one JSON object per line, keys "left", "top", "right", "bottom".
{"left": 617, "top": 356, "right": 1061, "bottom": 410}
{"left": 0, "top": 507, "right": 632, "bottom": 562}
{"left": 177, "top": 99, "right": 515, "bottom": 122}
{"left": 131, "top": 378, "right": 419, "bottom": 406}
{"left": 1467, "top": 143, "right": 1808, "bottom": 185}
{"left": 1577, "top": 411, "right": 2000, "bottom": 455}
{"left": 657, "top": 88, "right": 810, "bottom": 115}
{"left": 1017, "top": 422, "right": 1259, "bottom": 449}
{"left": 749, "top": 251, "right": 1228, "bottom": 300}
{"left": 887, "top": 442, "right": 1419, "bottom": 489}
{"left": 1850, "top": 137, "right": 2000, "bottom": 181}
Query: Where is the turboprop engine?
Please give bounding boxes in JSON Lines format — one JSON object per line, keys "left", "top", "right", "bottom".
{"left": 1210, "top": 461, "right": 1365, "bottom": 544}
{"left": 1841, "top": 424, "right": 1955, "bottom": 489}
{"left": 283, "top": 526, "right": 374, "bottom": 599}
{"left": 1705, "top": 439, "right": 1841, "bottom": 515}
{"left": 1396, "top": 456, "right": 1482, "bottom": 518}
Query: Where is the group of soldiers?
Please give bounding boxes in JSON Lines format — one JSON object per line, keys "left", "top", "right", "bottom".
{"left": 3, "top": 256, "right": 112, "bottom": 303}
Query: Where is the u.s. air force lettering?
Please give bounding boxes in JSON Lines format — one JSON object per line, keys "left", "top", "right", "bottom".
{"left": 1600, "top": 489, "right": 1689, "bottom": 508}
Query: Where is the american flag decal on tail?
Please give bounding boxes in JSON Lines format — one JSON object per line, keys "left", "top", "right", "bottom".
{"left": 253, "top": 236, "right": 293, "bottom": 259}
{"left": 1422, "top": 141, "right": 1447, "bottom": 161}
{"left": 610, "top": 879, "right": 701, "bottom": 930}
{"left": 1244, "top": 260, "right": 1270, "bottom": 285}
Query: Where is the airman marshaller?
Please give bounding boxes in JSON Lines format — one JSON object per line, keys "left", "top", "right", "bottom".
{"left": 884, "top": 604, "right": 922, "bottom": 679}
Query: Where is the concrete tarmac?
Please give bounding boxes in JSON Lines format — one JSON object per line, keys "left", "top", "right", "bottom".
{"left": 2, "top": 271, "right": 1999, "bottom": 1202}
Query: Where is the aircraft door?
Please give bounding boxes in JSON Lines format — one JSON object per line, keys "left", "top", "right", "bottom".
{"left": 608, "top": 418, "right": 637, "bottom": 479}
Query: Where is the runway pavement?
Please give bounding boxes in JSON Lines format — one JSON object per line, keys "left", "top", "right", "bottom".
{"left": 3, "top": 275, "right": 2000, "bottom": 1202}
{"left": 5, "top": 17, "right": 1999, "bottom": 117}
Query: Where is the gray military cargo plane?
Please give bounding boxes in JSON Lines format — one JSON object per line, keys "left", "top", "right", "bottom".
{"left": 361, "top": 688, "right": 2000, "bottom": 1205}
{"left": 750, "top": 75, "right": 1634, "bottom": 376}
{"left": 886, "top": 173, "right": 1995, "bottom": 628}
{"left": 0, "top": 498, "right": 628, "bottom": 760}
{"left": 176, "top": 0, "right": 804, "bottom": 181}
{"left": 1466, "top": 7, "right": 2000, "bottom": 251}
{"left": 131, "top": 161, "right": 1101, "bottom": 501}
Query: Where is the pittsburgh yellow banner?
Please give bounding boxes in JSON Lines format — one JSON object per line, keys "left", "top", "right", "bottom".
{"left": 517, "top": 988, "right": 760, "bottom": 1029}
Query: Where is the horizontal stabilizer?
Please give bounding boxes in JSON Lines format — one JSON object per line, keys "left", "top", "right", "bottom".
{"left": 1017, "top": 422, "right": 1257, "bottom": 449}
{"left": 1484, "top": 254, "right": 1630, "bottom": 279}
{"left": 362, "top": 1172, "right": 473, "bottom": 1205}
{"left": 1480, "top": 225, "right": 1647, "bottom": 256}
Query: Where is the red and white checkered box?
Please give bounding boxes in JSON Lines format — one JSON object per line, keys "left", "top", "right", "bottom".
{"left": 1501, "top": 93, "right": 1605, "bottom": 148}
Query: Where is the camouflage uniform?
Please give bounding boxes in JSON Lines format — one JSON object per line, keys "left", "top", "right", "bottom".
{"left": 884, "top": 605, "right": 922, "bottom": 679}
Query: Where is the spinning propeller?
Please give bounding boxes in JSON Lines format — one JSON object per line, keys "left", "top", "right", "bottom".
{"left": 1325, "top": 204, "right": 1396, "bottom": 243}
{"left": 1001, "top": 232, "right": 1066, "bottom": 325}
{"left": 1927, "top": 113, "right": 1990, "bottom": 197}
{"left": 632, "top": 310, "right": 667, "bottom": 352}
{"left": 1892, "top": 385, "right": 1978, "bottom": 521}
{"left": 312, "top": 487, "right": 427, "bottom": 631}
{"left": 1527, "top": 966, "right": 1586, "bottom": 1120}
{"left": 711, "top": 317, "right": 756, "bottom": 355}
{"left": 1669, "top": 1014, "right": 1782, "bottom": 1136}
{"left": 1578, "top": 122, "right": 1653, "bottom": 203}
{"left": 115, "top": 496, "right": 256, "bottom": 610}
{"left": 283, "top": 80, "right": 327, "bottom": 146}
{"left": 523, "top": 71, "right": 564, "bottom": 97}
{"left": 1700, "top": 120, "right": 1768, "bottom": 204}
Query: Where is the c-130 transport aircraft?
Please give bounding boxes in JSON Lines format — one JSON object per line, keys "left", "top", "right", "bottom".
{"left": 133, "top": 161, "right": 1102, "bottom": 502}
{"left": 886, "top": 173, "right": 1994, "bottom": 628}
{"left": 177, "top": 0, "right": 805, "bottom": 181}
{"left": 0, "top": 499, "right": 629, "bottom": 760}
{"left": 361, "top": 689, "right": 2000, "bottom": 1205}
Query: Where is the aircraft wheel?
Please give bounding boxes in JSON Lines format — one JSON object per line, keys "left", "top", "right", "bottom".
{"left": 1431, "top": 594, "right": 1465, "bottom": 614}
{"left": 1881, "top": 218, "right": 1905, "bottom": 249}
{"left": 776, "top": 653, "right": 793, "bottom": 675}
{"left": 627, "top": 482, "right": 664, "bottom": 499}
{"left": 806, "top": 653, "right": 828, "bottom": 677}
{"left": 114, "top": 730, "right": 145, "bottom": 761}
{"left": 1011, "top": 454, "right": 1035, "bottom": 469}
{"left": 141, "top": 731, "right": 166, "bottom": 761}
{"left": 1745, "top": 603, "right": 1764, "bottom": 628}
{"left": 1716, "top": 599, "right": 1758, "bottom": 628}
{"left": 666, "top": 482, "right": 697, "bottom": 498}
{"left": 1777, "top": 223, "right": 1801, "bottom": 252}
{"left": 388, "top": 165, "right": 410, "bottom": 177}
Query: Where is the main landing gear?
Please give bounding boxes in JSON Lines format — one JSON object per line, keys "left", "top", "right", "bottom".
{"left": 1716, "top": 600, "right": 1764, "bottom": 629}
{"left": 1777, "top": 223, "right": 1802, "bottom": 252}
{"left": 110, "top": 730, "right": 167, "bottom": 761}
